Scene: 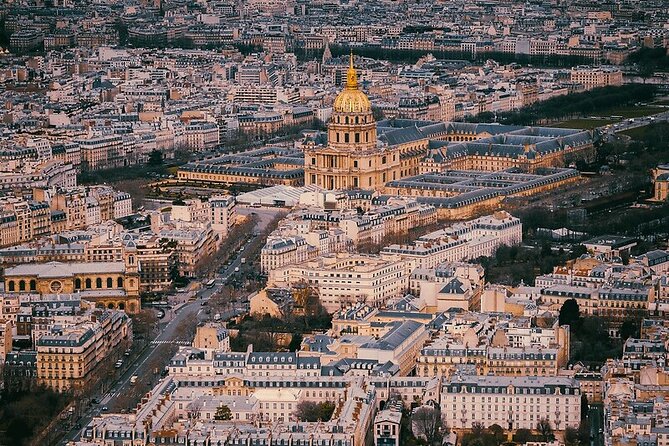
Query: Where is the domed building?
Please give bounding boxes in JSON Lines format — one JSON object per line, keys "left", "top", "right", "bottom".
{"left": 305, "top": 54, "right": 403, "bottom": 191}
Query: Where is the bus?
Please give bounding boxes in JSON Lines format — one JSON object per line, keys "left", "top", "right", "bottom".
{"left": 206, "top": 279, "right": 216, "bottom": 288}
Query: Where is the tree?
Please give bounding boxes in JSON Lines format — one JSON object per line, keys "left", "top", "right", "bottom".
{"left": 294, "top": 401, "right": 335, "bottom": 422}
{"left": 411, "top": 406, "right": 444, "bottom": 445}
{"left": 559, "top": 299, "right": 580, "bottom": 327}
{"left": 471, "top": 422, "right": 486, "bottom": 438}
{"left": 564, "top": 426, "right": 580, "bottom": 446}
{"left": 148, "top": 149, "right": 164, "bottom": 166}
{"left": 488, "top": 424, "right": 505, "bottom": 446}
{"left": 214, "top": 404, "right": 233, "bottom": 421}
{"left": 186, "top": 400, "right": 203, "bottom": 421}
{"left": 514, "top": 428, "right": 532, "bottom": 444}
{"left": 619, "top": 319, "right": 640, "bottom": 341}
{"left": 580, "top": 394, "right": 589, "bottom": 421}
{"left": 578, "top": 420, "right": 591, "bottom": 446}
{"left": 537, "top": 418, "right": 555, "bottom": 442}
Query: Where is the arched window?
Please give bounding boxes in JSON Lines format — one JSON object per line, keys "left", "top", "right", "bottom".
{"left": 8, "top": 281, "right": 15, "bottom": 292}
{"left": 107, "top": 278, "right": 113, "bottom": 288}
{"left": 118, "top": 302, "right": 125, "bottom": 310}
{"left": 96, "top": 278, "right": 102, "bottom": 288}
{"left": 29, "top": 280, "right": 36, "bottom": 291}
{"left": 117, "top": 277, "right": 123, "bottom": 288}
{"left": 75, "top": 278, "right": 81, "bottom": 289}
{"left": 345, "top": 116, "right": 349, "bottom": 124}
{"left": 85, "top": 278, "right": 92, "bottom": 288}
{"left": 107, "top": 303, "right": 115, "bottom": 309}
{"left": 19, "top": 280, "right": 25, "bottom": 291}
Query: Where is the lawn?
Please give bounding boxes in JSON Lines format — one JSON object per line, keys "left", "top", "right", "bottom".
{"left": 603, "top": 105, "right": 664, "bottom": 118}
{"left": 620, "top": 121, "right": 669, "bottom": 140}
{"left": 549, "top": 105, "right": 665, "bottom": 130}
{"left": 550, "top": 119, "right": 616, "bottom": 130}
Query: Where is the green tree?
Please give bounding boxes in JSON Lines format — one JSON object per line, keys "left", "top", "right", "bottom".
{"left": 559, "top": 299, "right": 580, "bottom": 327}
{"left": 513, "top": 428, "right": 532, "bottom": 444}
{"left": 564, "top": 427, "right": 580, "bottom": 446}
{"left": 214, "top": 404, "right": 232, "bottom": 420}
{"left": 581, "top": 394, "right": 589, "bottom": 421}
{"left": 148, "top": 149, "right": 164, "bottom": 166}
{"left": 295, "top": 401, "right": 336, "bottom": 422}
{"left": 488, "top": 424, "right": 505, "bottom": 446}
{"left": 619, "top": 319, "right": 640, "bottom": 340}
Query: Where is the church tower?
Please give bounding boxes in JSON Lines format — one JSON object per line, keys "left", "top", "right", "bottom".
{"left": 305, "top": 54, "right": 399, "bottom": 191}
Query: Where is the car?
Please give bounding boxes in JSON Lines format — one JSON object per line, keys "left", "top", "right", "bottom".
{"left": 101, "top": 406, "right": 108, "bottom": 412}
{"left": 91, "top": 398, "right": 100, "bottom": 405}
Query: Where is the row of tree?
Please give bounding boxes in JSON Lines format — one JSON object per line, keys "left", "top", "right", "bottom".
{"left": 469, "top": 84, "right": 657, "bottom": 126}
{"left": 300, "top": 44, "right": 597, "bottom": 68}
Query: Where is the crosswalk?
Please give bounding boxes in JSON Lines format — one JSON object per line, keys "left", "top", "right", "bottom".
{"left": 150, "top": 340, "right": 191, "bottom": 346}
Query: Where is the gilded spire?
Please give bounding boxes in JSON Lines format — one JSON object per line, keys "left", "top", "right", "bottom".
{"left": 346, "top": 51, "right": 358, "bottom": 90}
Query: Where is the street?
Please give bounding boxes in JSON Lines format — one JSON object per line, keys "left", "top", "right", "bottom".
{"left": 589, "top": 404, "right": 605, "bottom": 446}
{"left": 58, "top": 209, "right": 280, "bottom": 445}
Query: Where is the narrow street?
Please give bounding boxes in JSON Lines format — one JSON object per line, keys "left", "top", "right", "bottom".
{"left": 58, "top": 209, "right": 277, "bottom": 445}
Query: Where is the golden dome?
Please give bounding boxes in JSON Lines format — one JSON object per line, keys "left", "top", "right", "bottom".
{"left": 333, "top": 53, "right": 371, "bottom": 114}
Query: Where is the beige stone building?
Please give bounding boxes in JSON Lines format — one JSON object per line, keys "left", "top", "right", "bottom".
{"left": 36, "top": 309, "right": 132, "bottom": 393}
{"left": 304, "top": 55, "right": 424, "bottom": 191}
{"left": 652, "top": 164, "right": 669, "bottom": 202}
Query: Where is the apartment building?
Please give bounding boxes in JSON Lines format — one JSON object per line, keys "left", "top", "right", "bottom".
{"left": 77, "top": 134, "right": 124, "bottom": 171}
{"left": 268, "top": 253, "right": 410, "bottom": 312}
{"left": 209, "top": 194, "right": 236, "bottom": 237}
{"left": 570, "top": 66, "right": 623, "bottom": 90}
{"left": 185, "top": 121, "right": 219, "bottom": 151}
{"left": 441, "top": 375, "right": 581, "bottom": 431}
{"left": 36, "top": 309, "right": 132, "bottom": 393}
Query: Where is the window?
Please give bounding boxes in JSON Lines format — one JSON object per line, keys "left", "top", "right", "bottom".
{"left": 117, "top": 277, "right": 123, "bottom": 288}
{"left": 355, "top": 133, "right": 360, "bottom": 143}
{"left": 85, "top": 278, "right": 92, "bottom": 288}
{"left": 353, "top": 160, "right": 358, "bottom": 168}
{"left": 96, "top": 278, "right": 102, "bottom": 288}
{"left": 382, "top": 156, "right": 387, "bottom": 164}
{"left": 311, "top": 157, "right": 316, "bottom": 165}
{"left": 8, "top": 281, "right": 15, "bottom": 292}
{"left": 29, "top": 280, "right": 36, "bottom": 291}
{"left": 75, "top": 278, "right": 82, "bottom": 289}
{"left": 107, "top": 278, "right": 113, "bottom": 288}
{"left": 344, "top": 133, "right": 349, "bottom": 143}
{"left": 19, "top": 280, "right": 25, "bottom": 291}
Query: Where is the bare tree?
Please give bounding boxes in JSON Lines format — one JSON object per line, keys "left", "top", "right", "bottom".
{"left": 187, "top": 399, "right": 204, "bottom": 421}
{"left": 412, "top": 406, "right": 444, "bottom": 445}
{"left": 537, "top": 418, "right": 555, "bottom": 442}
